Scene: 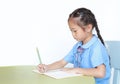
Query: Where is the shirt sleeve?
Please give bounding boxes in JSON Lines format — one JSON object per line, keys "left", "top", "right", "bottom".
{"left": 64, "top": 43, "right": 78, "bottom": 64}
{"left": 91, "top": 44, "right": 106, "bottom": 68}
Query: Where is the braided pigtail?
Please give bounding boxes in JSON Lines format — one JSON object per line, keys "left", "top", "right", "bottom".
{"left": 95, "top": 20, "right": 105, "bottom": 46}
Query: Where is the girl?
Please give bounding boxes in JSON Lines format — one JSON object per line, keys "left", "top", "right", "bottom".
{"left": 38, "top": 8, "right": 111, "bottom": 84}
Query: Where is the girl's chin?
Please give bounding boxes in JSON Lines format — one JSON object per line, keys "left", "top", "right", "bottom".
{"left": 75, "top": 39, "right": 78, "bottom": 41}
{"left": 74, "top": 38, "right": 81, "bottom": 41}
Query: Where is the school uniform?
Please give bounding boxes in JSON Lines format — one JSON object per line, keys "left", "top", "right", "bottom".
{"left": 64, "top": 35, "right": 111, "bottom": 84}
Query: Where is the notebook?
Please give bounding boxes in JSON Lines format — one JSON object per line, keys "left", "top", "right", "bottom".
{"left": 34, "top": 47, "right": 82, "bottom": 79}
{"left": 33, "top": 69, "right": 82, "bottom": 79}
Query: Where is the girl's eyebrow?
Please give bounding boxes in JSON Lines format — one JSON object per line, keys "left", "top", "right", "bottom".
{"left": 70, "top": 28, "right": 77, "bottom": 31}
{"left": 70, "top": 27, "right": 76, "bottom": 30}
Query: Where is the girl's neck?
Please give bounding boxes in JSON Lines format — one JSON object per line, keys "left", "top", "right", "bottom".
{"left": 82, "top": 34, "right": 93, "bottom": 45}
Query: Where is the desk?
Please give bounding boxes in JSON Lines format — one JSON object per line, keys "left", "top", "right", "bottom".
{"left": 0, "top": 66, "right": 95, "bottom": 84}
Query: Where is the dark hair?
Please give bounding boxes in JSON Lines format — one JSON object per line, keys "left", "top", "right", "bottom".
{"left": 68, "top": 8, "right": 105, "bottom": 45}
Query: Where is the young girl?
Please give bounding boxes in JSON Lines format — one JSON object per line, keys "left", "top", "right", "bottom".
{"left": 38, "top": 8, "right": 111, "bottom": 84}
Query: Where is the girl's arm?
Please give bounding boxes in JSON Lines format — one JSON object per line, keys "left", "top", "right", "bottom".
{"left": 47, "top": 59, "right": 68, "bottom": 70}
{"left": 37, "top": 59, "right": 68, "bottom": 73}
{"left": 62, "top": 64, "right": 106, "bottom": 78}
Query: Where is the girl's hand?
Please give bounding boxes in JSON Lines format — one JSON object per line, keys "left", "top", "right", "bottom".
{"left": 37, "top": 64, "right": 48, "bottom": 73}
{"left": 61, "top": 68, "right": 80, "bottom": 74}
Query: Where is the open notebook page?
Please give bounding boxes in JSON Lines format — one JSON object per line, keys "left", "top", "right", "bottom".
{"left": 33, "top": 69, "right": 82, "bottom": 79}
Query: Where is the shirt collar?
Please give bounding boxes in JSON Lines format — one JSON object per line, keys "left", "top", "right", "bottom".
{"left": 77, "top": 35, "right": 98, "bottom": 49}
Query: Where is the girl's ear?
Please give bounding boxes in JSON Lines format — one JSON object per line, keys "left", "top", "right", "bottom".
{"left": 85, "top": 24, "right": 93, "bottom": 33}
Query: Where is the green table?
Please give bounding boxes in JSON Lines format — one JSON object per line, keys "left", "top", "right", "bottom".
{"left": 0, "top": 66, "right": 95, "bottom": 84}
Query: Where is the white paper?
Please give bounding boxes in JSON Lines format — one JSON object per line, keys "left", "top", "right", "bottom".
{"left": 33, "top": 69, "right": 82, "bottom": 79}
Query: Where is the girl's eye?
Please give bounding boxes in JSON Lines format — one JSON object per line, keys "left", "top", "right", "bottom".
{"left": 70, "top": 29, "right": 77, "bottom": 33}
{"left": 73, "top": 30, "right": 77, "bottom": 32}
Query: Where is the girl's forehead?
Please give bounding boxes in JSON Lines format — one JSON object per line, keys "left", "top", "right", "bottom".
{"left": 68, "top": 21, "right": 78, "bottom": 29}
{"left": 68, "top": 21, "right": 80, "bottom": 30}
{"left": 68, "top": 18, "right": 78, "bottom": 26}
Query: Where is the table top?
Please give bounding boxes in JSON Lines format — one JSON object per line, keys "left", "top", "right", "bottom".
{"left": 0, "top": 65, "right": 95, "bottom": 84}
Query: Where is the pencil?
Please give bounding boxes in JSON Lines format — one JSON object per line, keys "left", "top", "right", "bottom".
{"left": 36, "top": 47, "right": 42, "bottom": 64}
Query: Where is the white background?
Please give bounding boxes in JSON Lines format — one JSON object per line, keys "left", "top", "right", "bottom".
{"left": 0, "top": 0, "right": 120, "bottom": 66}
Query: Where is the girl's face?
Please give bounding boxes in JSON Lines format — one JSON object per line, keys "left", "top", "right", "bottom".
{"left": 68, "top": 18, "right": 92, "bottom": 44}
